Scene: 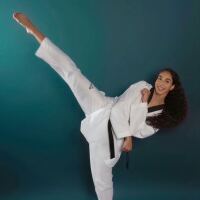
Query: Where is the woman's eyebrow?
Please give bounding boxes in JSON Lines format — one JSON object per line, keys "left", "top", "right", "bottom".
{"left": 158, "top": 75, "right": 172, "bottom": 82}
{"left": 165, "top": 78, "right": 172, "bottom": 81}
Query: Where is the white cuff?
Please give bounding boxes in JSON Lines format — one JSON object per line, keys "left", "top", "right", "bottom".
{"left": 35, "top": 37, "right": 50, "bottom": 58}
{"left": 116, "top": 131, "right": 132, "bottom": 139}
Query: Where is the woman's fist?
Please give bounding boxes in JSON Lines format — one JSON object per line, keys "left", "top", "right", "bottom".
{"left": 122, "top": 137, "right": 133, "bottom": 152}
{"left": 141, "top": 88, "right": 150, "bottom": 103}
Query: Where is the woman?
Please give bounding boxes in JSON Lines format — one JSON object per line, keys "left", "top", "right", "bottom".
{"left": 13, "top": 13, "right": 187, "bottom": 200}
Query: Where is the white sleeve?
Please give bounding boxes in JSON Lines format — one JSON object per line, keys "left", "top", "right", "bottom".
{"left": 136, "top": 122, "right": 159, "bottom": 138}
{"left": 130, "top": 103, "right": 159, "bottom": 138}
{"left": 110, "top": 81, "right": 150, "bottom": 139}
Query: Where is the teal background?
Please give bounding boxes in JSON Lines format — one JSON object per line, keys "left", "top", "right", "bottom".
{"left": 0, "top": 0, "right": 200, "bottom": 199}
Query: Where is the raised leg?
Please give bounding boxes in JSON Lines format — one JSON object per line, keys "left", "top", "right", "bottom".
{"left": 36, "top": 38, "right": 112, "bottom": 115}
{"left": 13, "top": 13, "right": 111, "bottom": 115}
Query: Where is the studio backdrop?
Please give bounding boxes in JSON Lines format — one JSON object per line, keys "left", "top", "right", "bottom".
{"left": 0, "top": 0, "right": 199, "bottom": 200}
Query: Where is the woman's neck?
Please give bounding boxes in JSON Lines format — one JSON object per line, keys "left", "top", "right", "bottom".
{"left": 148, "top": 90, "right": 166, "bottom": 107}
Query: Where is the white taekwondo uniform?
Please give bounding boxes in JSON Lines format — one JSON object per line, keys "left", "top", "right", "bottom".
{"left": 35, "top": 38, "right": 162, "bottom": 200}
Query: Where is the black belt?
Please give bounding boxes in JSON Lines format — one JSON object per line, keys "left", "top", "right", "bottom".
{"left": 108, "top": 119, "right": 130, "bottom": 169}
{"left": 108, "top": 119, "right": 115, "bottom": 159}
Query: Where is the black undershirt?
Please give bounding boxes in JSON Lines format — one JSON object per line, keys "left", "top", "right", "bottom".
{"left": 147, "top": 87, "right": 164, "bottom": 113}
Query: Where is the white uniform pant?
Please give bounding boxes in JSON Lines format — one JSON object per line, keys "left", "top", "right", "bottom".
{"left": 35, "top": 38, "right": 123, "bottom": 200}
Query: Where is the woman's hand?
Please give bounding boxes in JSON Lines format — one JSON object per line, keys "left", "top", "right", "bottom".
{"left": 122, "top": 136, "right": 133, "bottom": 152}
{"left": 141, "top": 88, "right": 150, "bottom": 102}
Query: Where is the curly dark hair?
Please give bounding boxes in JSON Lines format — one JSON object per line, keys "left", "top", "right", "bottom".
{"left": 146, "top": 68, "right": 188, "bottom": 129}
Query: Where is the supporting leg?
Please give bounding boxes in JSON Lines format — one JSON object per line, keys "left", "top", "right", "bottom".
{"left": 89, "top": 143, "right": 114, "bottom": 200}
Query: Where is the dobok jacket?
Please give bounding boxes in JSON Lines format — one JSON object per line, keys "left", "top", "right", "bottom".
{"left": 81, "top": 81, "right": 162, "bottom": 143}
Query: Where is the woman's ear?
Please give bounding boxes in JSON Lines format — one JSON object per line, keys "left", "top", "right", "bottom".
{"left": 170, "top": 84, "right": 175, "bottom": 91}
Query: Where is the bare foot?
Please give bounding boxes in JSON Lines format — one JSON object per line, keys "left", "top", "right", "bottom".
{"left": 13, "top": 12, "right": 45, "bottom": 44}
{"left": 13, "top": 12, "right": 35, "bottom": 34}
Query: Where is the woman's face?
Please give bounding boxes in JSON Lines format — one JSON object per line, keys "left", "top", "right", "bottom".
{"left": 154, "top": 71, "right": 175, "bottom": 96}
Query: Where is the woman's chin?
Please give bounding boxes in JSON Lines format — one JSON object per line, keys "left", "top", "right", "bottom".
{"left": 155, "top": 89, "right": 167, "bottom": 96}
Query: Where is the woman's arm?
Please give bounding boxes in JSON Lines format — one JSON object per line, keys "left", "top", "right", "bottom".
{"left": 122, "top": 136, "right": 133, "bottom": 152}
{"left": 132, "top": 88, "right": 159, "bottom": 138}
{"left": 110, "top": 81, "right": 152, "bottom": 139}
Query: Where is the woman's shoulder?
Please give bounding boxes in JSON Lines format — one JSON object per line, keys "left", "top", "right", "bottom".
{"left": 117, "top": 80, "right": 152, "bottom": 100}
{"left": 130, "top": 80, "right": 152, "bottom": 89}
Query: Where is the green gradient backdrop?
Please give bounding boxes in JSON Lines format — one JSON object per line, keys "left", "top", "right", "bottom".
{"left": 0, "top": 0, "right": 199, "bottom": 200}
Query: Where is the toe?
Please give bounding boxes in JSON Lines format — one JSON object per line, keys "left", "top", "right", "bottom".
{"left": 13, "top": 12, "right": 21, "bottom": 21}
